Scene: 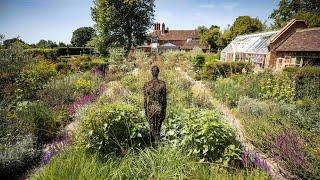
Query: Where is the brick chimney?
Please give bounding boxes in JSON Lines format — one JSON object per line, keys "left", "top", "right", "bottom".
{"left": 162, "top": 23, "right": 165, "bottom": 34}
{"left": 154, "top": 23, "right": 161, "bottom": 31}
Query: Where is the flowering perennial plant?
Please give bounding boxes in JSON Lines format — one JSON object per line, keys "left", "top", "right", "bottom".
{"left": 67, "top": 85, "right": 106, "bottom": 116}
{"left": 41, "top": 136, "right": 70, "bottom": 165}
{"left": 242, "top": 150, "right": 270, "bottom": 172}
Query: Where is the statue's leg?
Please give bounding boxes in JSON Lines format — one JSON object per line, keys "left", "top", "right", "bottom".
{"left": 149, "top": 117, "right": 157, "bottom": 142}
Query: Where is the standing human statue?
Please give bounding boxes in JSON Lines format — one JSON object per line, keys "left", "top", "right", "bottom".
{"left": 144, "top": 66, "right": 167, "bottom": 142}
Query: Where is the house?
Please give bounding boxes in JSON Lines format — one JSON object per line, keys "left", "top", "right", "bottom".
{"left": 138, "top": 23, "right": 209, "bottom": 53}
{"left": 221, "top": 19, "right": 320, "bottom": 70}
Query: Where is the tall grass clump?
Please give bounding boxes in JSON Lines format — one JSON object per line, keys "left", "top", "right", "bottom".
{"left": 32, "top": 147, "right": 269, "bottom": 180}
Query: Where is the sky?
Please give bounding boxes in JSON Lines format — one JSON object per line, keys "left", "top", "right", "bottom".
{"left": 0, "top": 0, "right": 279, "bottom": 44}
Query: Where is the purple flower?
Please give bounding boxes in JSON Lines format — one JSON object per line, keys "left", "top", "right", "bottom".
{"left": 67, "top": 85, "right": 106, "bottom": 115}
{"left": 91, "top": 67, "right": 105, "bottom": 77}
{"left": 41, "top": 136, "right": 70, "bottom": 165}
{"left": 242, "top": 150, "right": 270, "bottom": 172}
{"left": 272, "top": 128, "right": 305, "bottom": 167}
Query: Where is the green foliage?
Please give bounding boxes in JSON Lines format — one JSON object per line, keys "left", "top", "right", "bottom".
{"left": 36, "top": 40, "right": 58, "bottom": 49}
{"left": 181, "top": 109, "right": 238, "bottom": 161}
{"left": 56, "top": 47, "right": 94, "bottom": 56}
{"left": 3, "top": 37, "right": 30, "bottom": 49}
{"left": 15, "top": 60, "right": 57, "bottom": 100}
{"left": 16, "top": 101, "right": 60, "bottom": 143}
{"left": 201, "top": 61, "right": 253, "bottom": 80}
{"left": 76, "top": 104, "right": 149, "bottom": 158}
{"left": 0, "top": 134, "right": 40, "bottom": 178}
{"left": 191, "top": 55, "right": 206, "bottom": 72}
{"left": 58, "top": 42, "right": 67, "bottom": 47}
{"left": 91, "top": 0, "right": 155, "bottom": 53}
{"left": 284, "top": 66, "right": 320, "bottom": 100}
{"left": 0, "top": 42, "right": 34, "bottom": 103}
{"left": 213, "top": 77, "right": 242, "bottom": 107}
{"left": 198, "top": 25, "right": 223, "bottom": 50}
{"left": 258, "top": 72, "right": 295, "bottom": 103}
{"left": 32, "top": 147, "right": 268, "bottom": 180}
{"left": 270, "top": 0, "right": 320, "bottom": 28}
{"left": 221, "top": 16, "right": 264, "bottom": 46}
{"left": 38, "top": 72, "right": 104, "bottom": 108}
{"left": 108, "top": 47, "right": 126, "bottom": 62}
{"left": 71, "top": 27, "right": 95, "bottom": 47}
{"left": 24, "top": 49, "right": 58, "bottom": 61}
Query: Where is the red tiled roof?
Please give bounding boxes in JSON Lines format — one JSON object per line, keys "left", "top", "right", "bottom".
{"left": 181, "top": 40, "right": 208, "bottom": 50}
{"left": 150, "top": 30, "right": 199, "bottom": 41}
{"left": 276, "top": 28, "right": 320, "bottom": 52}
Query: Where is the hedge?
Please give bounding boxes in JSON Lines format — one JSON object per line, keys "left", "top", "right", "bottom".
{"left": 201, "top": 61, "right": 254, "bottom": 80}
{"left": 284, "top": 66, "right": 320, "bottom": 100}
{"left": 56, "top": 47, "right": 94, "bottom": 56}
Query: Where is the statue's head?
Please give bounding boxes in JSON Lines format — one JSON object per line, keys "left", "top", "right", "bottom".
{"left": 151, "top": 65, "right": 159, "bottom": 79}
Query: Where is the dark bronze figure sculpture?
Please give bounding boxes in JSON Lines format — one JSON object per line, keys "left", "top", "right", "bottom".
{"left": 144, "top": 66, "right": 167, "bottom": 142}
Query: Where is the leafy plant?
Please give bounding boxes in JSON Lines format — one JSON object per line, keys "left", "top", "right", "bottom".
{"left": 15, "top": 60, "right": 57, "bottom": 100}
{"left": 76, "top": 104, "right": 149, "bottom": 158}
{"left": 0, "top": 134, "right": 40, "bottom": 178}
{"left": 180, "top": 109, "right": 238, "bottom": 162}
{"left": 16, "top": 101, "right": 60, "bottom": 143}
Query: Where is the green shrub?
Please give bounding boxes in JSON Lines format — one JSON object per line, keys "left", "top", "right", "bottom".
{"left": 24, "top": 49, "right": 58, "bottom": 61}
{"left": 108, "top": 47, "right": 126, "bottom": 63}
{"left": 201, "top": 61, "right": 253, "bottom": 80}
{"left": 16, "top": 101, "right": 60, "bottom": 143}
{"left": 180, "top": 109, "right": 238, "bottom": 161}
{"left": 38, "top": 72, "right": 104, "bottom": 108}
{"left": 284, "top": 66, "right": 320, "bottom": 100}
{"left": 56, "top": 47, "right": 94, "bottom": 56}
{"left": 258, "top": 72, "right": 295, "bottom": 103}
{"left": 0, "top": 134, "right": 40, "bottom": 178}
{"left": 213, "top": 77, "right": 242, "bottom": 107}
{"left": 191, "top": 55, "right": 206, "bottom": 72}
{"left": 15, "top": 60, "right": 57, "bottom": 100}
{"left": 77, "top": 104, "right": 149, "bottom": 158}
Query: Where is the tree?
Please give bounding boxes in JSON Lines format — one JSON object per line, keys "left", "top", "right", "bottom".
{"left": 0, "top": 34, "right": 4, "bottom": 48}
{"left": 270, "top": 0, "right": 320, "bottom": 28}
{"left": 220, "top": 16, "right": 264, "bottom": 47}
{"left": 71, "top": 27, "right": 95, "bottom": 47}
{"left": 91, "top": 0, "right": 155, "bottom": 54}
{"left": 3, "top": 37, "right": 29, "bottom": 49}
{"left": 36, "top": 40, "right": 58, "bottom": 48}
{"left": 198, "top": 26, "right": 223, "bottom": 50}
{"left": 58, "top": 42, "right": 67, "bottom": 47}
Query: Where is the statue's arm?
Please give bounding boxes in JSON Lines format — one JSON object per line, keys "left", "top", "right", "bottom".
{"left": 143, "top": 84, "right": 148, "bottom": 117}
{"left": 163, "top": 83, "right": 167, "bottom": 116}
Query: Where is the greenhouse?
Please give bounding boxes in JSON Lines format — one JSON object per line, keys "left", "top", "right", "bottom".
{"left": 221, "top": 31, "right": 279, "bottom": 68}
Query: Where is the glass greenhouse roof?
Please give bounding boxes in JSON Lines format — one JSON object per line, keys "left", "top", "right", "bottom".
{"left": 222, "top": 31, "right": 279, "bottom": 55}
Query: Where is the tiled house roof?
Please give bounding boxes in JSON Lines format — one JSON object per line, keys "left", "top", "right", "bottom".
{"left": 276, "top": 28, "right": 320, "bottom": 52}
{"left": 181, "top": 40, "right": 208, "bottom": 50}
{"left": 150, "top": 30, "right": 199, "bottom": 41}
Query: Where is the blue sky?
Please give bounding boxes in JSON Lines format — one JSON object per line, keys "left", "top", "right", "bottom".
{"left": 0, "top": 0, "right": 279, "bottom": 44}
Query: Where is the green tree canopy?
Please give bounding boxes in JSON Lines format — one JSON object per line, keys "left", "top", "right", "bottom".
{"left": 198, "top": 26, "right": 223, "bottom": 50}
{"left": 58, "top": 42, "right": 67, "bottom": 47}
{"left": 71, "top": 27, "right": 95, "bottom": 47}
{"left": 36, "top": 40, "right": 58, "bottom": 48}
{"left": 270, "top": 0, "right": 320, "bottom": 28}
{"left": 220, "top": 16, "right": 264, "bottom": 48}
{"left": 3, "top": 37, "right": 29, "bottom": 49}
{"left": 91, "top": 0, "right": 155, "bottom": 54}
